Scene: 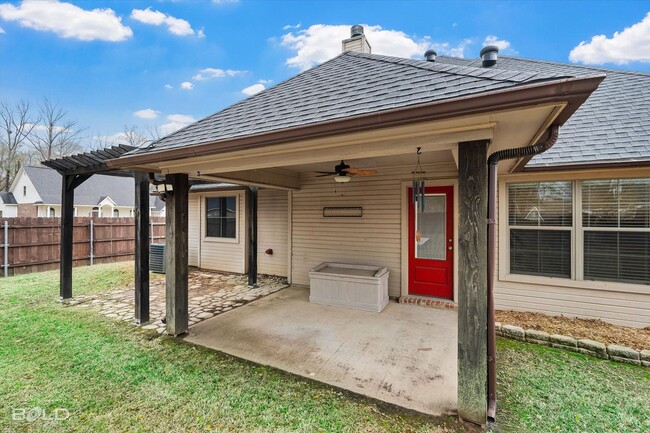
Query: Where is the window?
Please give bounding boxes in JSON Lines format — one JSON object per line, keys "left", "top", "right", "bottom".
{"left": 507, "top": 178, "right": 650, "bottom": 286}
{"left": 91, "top": 207, "right": 99, "bottom": 218}
{"left": 113, "top": 209, "right": 119, "bottom": 218}
{"left": 508, "top": 182, "right": 572, "bottom": 278}
{"left": 48, "top": 207, "right": 56, "bottom": 217}
{"left": 23, "top": 186, "right": 26, "bottom": 196}
{"left": 205, "top": 196, "right": 236, "bottom": 238}
{"left": 582, "top": 178, "right": 650, "bottom": 285}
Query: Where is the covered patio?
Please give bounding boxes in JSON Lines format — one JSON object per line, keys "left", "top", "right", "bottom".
{"left": 186, "top": 286, "right": 458, "bottom": 416}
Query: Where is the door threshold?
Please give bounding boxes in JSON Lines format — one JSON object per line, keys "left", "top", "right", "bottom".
{"left": 398, "top": 295, "right": 457, "bottom": 310}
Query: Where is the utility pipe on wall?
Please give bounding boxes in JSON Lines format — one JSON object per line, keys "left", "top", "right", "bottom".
{"left": 486, "top": 125, "right": 560, "bottom": 422}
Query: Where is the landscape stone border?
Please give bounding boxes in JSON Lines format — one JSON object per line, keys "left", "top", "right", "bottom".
{"left": 497, "top": 322, "right": 650, "bottom": 367}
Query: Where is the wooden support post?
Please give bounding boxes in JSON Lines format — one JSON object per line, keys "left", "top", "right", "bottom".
{"left": 457, "top": 140, "right": 488, "bottom": 425}
{"left": 247, "top": 186, "right": 258, "bottom": 288}
{"left": 165, "top": 173, "right": 189, "bottom": 336}
{"left": 134, "top": 171, "right": 150, "bottom": 325}
{"left": 59, "top": 173, "right": 90, "bottom": 300}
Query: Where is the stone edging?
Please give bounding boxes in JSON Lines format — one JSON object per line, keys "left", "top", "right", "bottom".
{"left": 496, "top": 322, "right": 650, "bottom": 368}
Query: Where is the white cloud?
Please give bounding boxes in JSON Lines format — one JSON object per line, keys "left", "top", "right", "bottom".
{"left": 180, "top": 81, "right": 194, "bottom": 90}
{"left": 133, "top": 108, "right": 160, "bottom": 120}
{"left": 212, "top": 0, "right": 239, "bottom": 3}
{"left": 569, "top": 12, "right": 650, "bottom": 65}
{"left": 283, "top": 23, "right": 301, "bottom": 30}
{"left": 130, "top": 7, "right": 195, "bottom": 36}
{"left": 281, "top": 24, "right": 472, "bottom": 71}
{"left": 0, "top": 1, "right": 132, "bottom": 42}
{"left": 161, "top": 113, "right": 196, "bottom": 134}
{"left": 164, "top": 83, "right": 173, "bottom": 89}
{"left": 0, "top": 26, "right": 5, "bottom": 34}
{"left": 192, "top": 68, "right": 244, "bottom": 80}
{"left": 197, "top": 27, "right": 205, "bottom": 38}
{"left": 483, "top": 35, "right": 511, "bottom": 51}
{"left": 241, "top": 83, "right": 265, "bottom": 96}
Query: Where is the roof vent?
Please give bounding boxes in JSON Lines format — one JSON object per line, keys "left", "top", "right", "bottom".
{"left": 480, "top": 45, "right": 499, "bottom": 67}
{"left": 424, "top": 49, "right": 437, "bottom": 62}
{"left": 350, "top": 25, "right": 364, "bottom": 37}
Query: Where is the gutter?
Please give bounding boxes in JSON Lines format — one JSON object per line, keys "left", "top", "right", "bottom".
{"left": 107, "top": 76, "right": 603, "bottom": 169}
{"left": 486, "top": 125, "right": 560, "bottom": 423}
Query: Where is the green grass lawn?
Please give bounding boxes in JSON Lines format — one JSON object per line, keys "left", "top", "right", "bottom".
{"left": 0, "top": 263, "right": 648, "bottom": 433}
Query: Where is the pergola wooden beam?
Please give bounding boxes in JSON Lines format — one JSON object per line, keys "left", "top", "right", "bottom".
{"left": 457, "top": 140, "right": 489, "bottom": 425}
{"left": 165, "top": 173, "right": 189, "bottom": 336}
{"left": 134, "top": 171, "right": 150, "bottom": 324}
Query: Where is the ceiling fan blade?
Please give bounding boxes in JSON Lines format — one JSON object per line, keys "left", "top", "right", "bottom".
{"left": 315, "top": 172, "right": 337, "bottom": 177}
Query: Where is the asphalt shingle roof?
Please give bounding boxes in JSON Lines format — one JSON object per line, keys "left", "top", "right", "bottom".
{"left": 23, "top": 166, "right": 163, "bottom": 209}
{"left": 133, "top": 51, "right": 571, "bottom": 155}
{"left": 437, "top": 55, "right": 650, "bottom": 167}
{"left": 0, "top": 192, "right": 16, "bottom": 204}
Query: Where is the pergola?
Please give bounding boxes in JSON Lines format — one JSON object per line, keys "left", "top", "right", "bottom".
{"left": 43, "top": 146, "right": 260, "bottom": 326}
{"left": 43, "top": 145, "right": 153, "bottom": 324}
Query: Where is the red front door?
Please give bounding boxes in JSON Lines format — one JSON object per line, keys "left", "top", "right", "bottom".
{"left": 408, "top": 186, "right": 454, "bottom": 299}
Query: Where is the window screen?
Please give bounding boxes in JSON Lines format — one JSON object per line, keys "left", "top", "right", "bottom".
{"left": 206, "top": 196, "right": 237, "bottom": 238}
{"left": 508, "top": 182, "right": 572, "bottom": 278}
{"left": 582, "top": 178, "right": 650, "bottom": 284}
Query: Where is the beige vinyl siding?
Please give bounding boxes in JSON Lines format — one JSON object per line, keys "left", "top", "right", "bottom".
{"left": 495, "top": 167, "right": 650, "bottom": 328}
{"left": 188, "top": 194, "right": 200, "bottom": 267}
{"left": 291, "top": 164, "right": 457, "bottom": 297}
{"left": 189, "top": 190, "right": 246, "bottom": 273}
{"left": 257, "top": 189, "right": 289, "bottom": 277}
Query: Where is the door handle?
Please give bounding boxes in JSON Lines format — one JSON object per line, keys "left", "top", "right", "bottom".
{"left": 448, "top": 246, "right": 453, "bottom": 250}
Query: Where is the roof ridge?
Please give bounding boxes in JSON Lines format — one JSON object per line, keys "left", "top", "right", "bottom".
{"left": 349, "top": 52, "right": 569, "bottom": 84}
{"left": 499, "top": 55, "right": 650, "bottom": 78}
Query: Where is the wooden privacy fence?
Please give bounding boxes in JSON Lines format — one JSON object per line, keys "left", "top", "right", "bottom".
{"left": 0, "top": 217, "right": 166, "bottom": 277}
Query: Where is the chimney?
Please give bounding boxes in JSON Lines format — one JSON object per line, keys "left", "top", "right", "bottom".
{"left": 480, "top": 45, "right": 499, "bottom": 67}
{"left": 342, "top": 25, "right": 372, "bottom": 54}
{"left": 424, "top": 49, "right": 437, "bottom": 62}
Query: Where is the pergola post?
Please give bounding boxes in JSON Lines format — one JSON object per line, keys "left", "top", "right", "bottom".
{"left": 457, "top": 140, "right": 489, "bottom": 425}
{"left": 165, "top": 173, "right": 189, "bottom": 336}
{"left": 59, "top": 173, "right": 90, "bottom": 300}
{"left": 133, "top": 171, "right": 150, "bottom": 325}
{"left": 247, "top": 186, "right": 258, "bottom": 288}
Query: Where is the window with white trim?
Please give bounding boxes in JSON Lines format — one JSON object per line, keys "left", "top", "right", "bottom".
{"left": 507, "top": 178, "right": 650, "bottom": 285}
{"left": 205, "top": 196, "right": 237, "bottom": 239}
{"left": 508, "top": 181, "right": 572, "bottom": 278}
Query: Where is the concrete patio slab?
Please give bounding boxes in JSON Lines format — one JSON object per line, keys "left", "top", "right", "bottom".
{"left": 186, "top": 286, "right": 458, "bottom": 416}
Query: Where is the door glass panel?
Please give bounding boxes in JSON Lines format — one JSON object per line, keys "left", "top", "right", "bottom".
{"left": 415, "top": 194, "right": 446, "bottom": 259}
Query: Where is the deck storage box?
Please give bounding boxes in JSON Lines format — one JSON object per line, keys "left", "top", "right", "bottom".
{"left": 309, "top": 262, "right": 389, "bottom": 312}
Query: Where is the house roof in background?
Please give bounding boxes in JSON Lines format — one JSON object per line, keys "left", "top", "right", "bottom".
{"left": 0, "top": 192, "right": 17, "bottom": 205}
{"left": 128, "top": 51, "right": 573, "bottom": 156}
{"left": 21, "top": 166, "right": 163, "bottom": 209}
{"left": 436, "top": 55, "right": 650, "bottom": 168}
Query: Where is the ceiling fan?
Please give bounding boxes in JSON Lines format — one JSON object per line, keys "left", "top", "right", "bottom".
{"left": 315, "top": 160, "right": 378, "bottom": 182}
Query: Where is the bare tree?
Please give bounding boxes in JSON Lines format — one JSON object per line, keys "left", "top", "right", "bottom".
{"left": 0, "top": 100, "right": 37, "bottom": 190}
{"left": 28, "top": 98, "right": 84, "bottom": 162}
{"left": 119, "top": 124, "right": 148, "bottom": 148}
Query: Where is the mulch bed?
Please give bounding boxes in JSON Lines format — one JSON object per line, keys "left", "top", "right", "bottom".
{"left": 496, "top": 310, "right": 650, "bottom": 352}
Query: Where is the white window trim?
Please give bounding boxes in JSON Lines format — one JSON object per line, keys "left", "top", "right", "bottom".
{"left": 499, "top": 172, "right": 650, "bottom": 292}
{"left": 201, "top": 191, "right": 241, "bottom": 244}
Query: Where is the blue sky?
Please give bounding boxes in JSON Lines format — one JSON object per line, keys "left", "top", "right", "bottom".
{"left": 1, "top": 0, "right": 649, "bottom": 147}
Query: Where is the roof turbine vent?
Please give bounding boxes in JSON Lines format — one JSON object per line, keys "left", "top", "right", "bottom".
{"left": 424, "top": 49, "right": 437, "bottom": 62}
{"left": 480, "top": 45, "right": 499, "bottom": 67}
{"left": 350, "top": 25, "right": 364, "bottom": 37}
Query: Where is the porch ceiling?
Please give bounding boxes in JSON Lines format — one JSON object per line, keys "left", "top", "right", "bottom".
{"left": 146, "top": 101, "right": 565, "bottom": 188}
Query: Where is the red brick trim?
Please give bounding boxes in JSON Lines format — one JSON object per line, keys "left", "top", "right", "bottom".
{"left": 398, "top": 296, "right": 458, "bottom": 310}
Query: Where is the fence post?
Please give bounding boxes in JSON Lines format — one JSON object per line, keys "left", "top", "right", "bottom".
{"left": 4, "top": 221, "right": 8, "bottom": 278}
{"left": 89, "top": 219, "right": 94, "bottom": 266}
{"left": 150, "top": 218, "right": 154, "bottom": 245}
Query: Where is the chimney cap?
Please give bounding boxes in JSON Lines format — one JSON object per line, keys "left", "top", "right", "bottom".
{"left": 350, "top": 25, "right": 364, "bottom": 37}
{"left": 480, "top": 45, "right": 500, "bottom": 57}
{"left": 424, "top": 49, "right": 437, "bottom": 62}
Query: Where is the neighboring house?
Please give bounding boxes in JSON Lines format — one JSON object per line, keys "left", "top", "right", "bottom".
{"left": 8, "top": 166, "right": 165, "bottom": 218}
{"left": 0, "top": 192, "right": 18, "bottom": 218}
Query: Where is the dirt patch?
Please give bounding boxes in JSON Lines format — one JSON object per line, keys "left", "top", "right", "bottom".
{"left": 496, "top": 310, "right": 650, "bottom": 352}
